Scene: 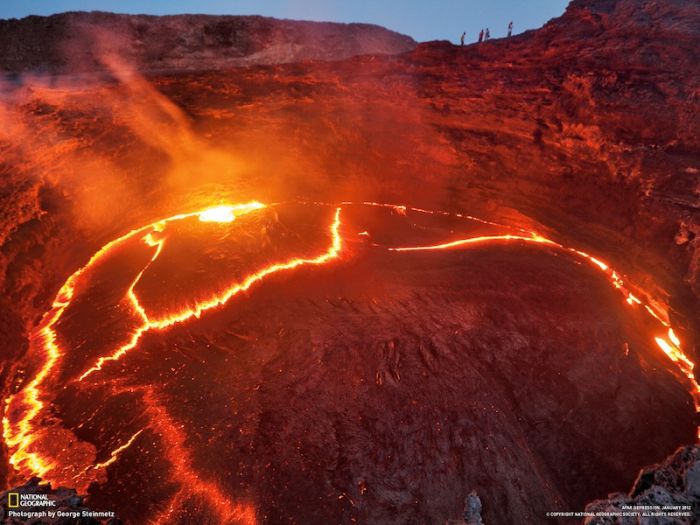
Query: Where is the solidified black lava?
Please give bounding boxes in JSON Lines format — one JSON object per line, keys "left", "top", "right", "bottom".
{"left": 47, "top": 205, "right": 696, "bottom": 524}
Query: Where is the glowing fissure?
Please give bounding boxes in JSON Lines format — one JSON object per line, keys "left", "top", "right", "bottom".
{"left": 376, "top": 209, "right": 700, "bottom": 430}
{"left": 353, "top": 201, "right": 524, "bottom": 231}
{"left": 92, "top": 429, "right": 144, "bottom": 471}
{"left": 141, "top": 388, "right": 257, "bottom": 525}
{"left": 3, "top": 199, "right": 698, "bottom": 498}
{"left": 78, "top": 206, "right": 342, "bottom": 380}
{"left": 2, "top": 202, "right": 264, "bottom": 483}
{"left": 388, "top": 234, "right": 557, "bottom": 251}
{"left": 1, "top": 219, "right": 154, "bottom": 479}
{"left": 332, "top": 199, "right": 699, "bottom": 427}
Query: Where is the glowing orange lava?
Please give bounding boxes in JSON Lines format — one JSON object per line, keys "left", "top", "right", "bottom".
{"left": 2, "top": 199, "right": 698, "bottom": 517}
{"left": 388, "top": 233, "right": 556, "bottom": 251}
{"left": 92, "top": 429, "right": 144, "bottom": 471}
{"left": 198, "top": 204, "right": 244, "bottom": 223}
{"left": 2, "top": 202, "right": 265, "bottom": 485}
{"left": 141, "top": 388, "right": 257, "bottom": 525}
{"left": 375, "top": 204, "right": 700, "bottom": 432}
{"left": 78, "top": 205, "right": 342, "bottom": 380}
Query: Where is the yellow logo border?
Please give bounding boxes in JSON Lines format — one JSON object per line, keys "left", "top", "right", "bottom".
{"left": 7, "top": 492, "right": 19, "bottom": 508}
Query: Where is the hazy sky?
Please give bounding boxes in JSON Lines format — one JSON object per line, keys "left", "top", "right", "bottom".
{"left": 0, "top": 1, "right": 570, "bottom": 43}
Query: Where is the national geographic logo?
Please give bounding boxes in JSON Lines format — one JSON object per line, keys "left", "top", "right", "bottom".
{"left": 7, "top": 492, "right": 19, "bottom": 508}
{"left": 5, "top": 492, "right": 60, "bottom": 520}
{"left": 6, "top": 493, "right": 57, "bottom": 508}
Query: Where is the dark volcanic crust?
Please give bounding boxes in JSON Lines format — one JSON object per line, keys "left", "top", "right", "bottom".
{"left": 53, "top": 234, "right": 695, "bottom": 524}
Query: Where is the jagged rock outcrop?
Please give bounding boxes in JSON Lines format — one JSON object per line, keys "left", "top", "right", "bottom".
{"left": 447, "top": 491, "right": 484, "bottom": 524}
{"left": 0, "top": 12, "right": 416, "bottom": 73}
{"left": 584, "top": 445, "right": 700, "bottom": 524}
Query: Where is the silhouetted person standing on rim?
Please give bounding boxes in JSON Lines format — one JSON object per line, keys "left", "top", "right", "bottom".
{"left": 478, "top": 29, "right": 484, "bottom": 43}
{"left": 460, "top": 32, "right": 466, "bottom": 46}
{"left": 485, "top": 28, "right": 490, "bottom": 40}
{"left": 507, "top": 21, "right": 513, "bottom": 37}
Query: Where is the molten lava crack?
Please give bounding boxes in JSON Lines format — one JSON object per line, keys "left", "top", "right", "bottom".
{"left": 2, "top": 200, "right": 698, "bottom": 522}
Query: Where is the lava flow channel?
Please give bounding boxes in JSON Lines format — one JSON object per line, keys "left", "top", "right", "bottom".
{"left": 367, "top": 202, "right": 700, "bottom": 431}
{"left": 140, "top": 386, "right": 257, "bottom": 525}
{"left": 2, "top": 199, "right": 699, "bottom": 507}
{"left": 2, "top": 201, "right": 341, "bottom": 491}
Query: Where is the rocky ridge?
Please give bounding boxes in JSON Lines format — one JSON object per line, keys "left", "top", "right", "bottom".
{"left": 0, "top": 11, "right": 416, "bottom": 73}
{"left": 584, "top": 445, "right": 700, "bottom": 524}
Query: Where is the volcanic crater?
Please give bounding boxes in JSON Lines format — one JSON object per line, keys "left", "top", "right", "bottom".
{"left": 0, "top": 1, "right": 699, "bottom": 524}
